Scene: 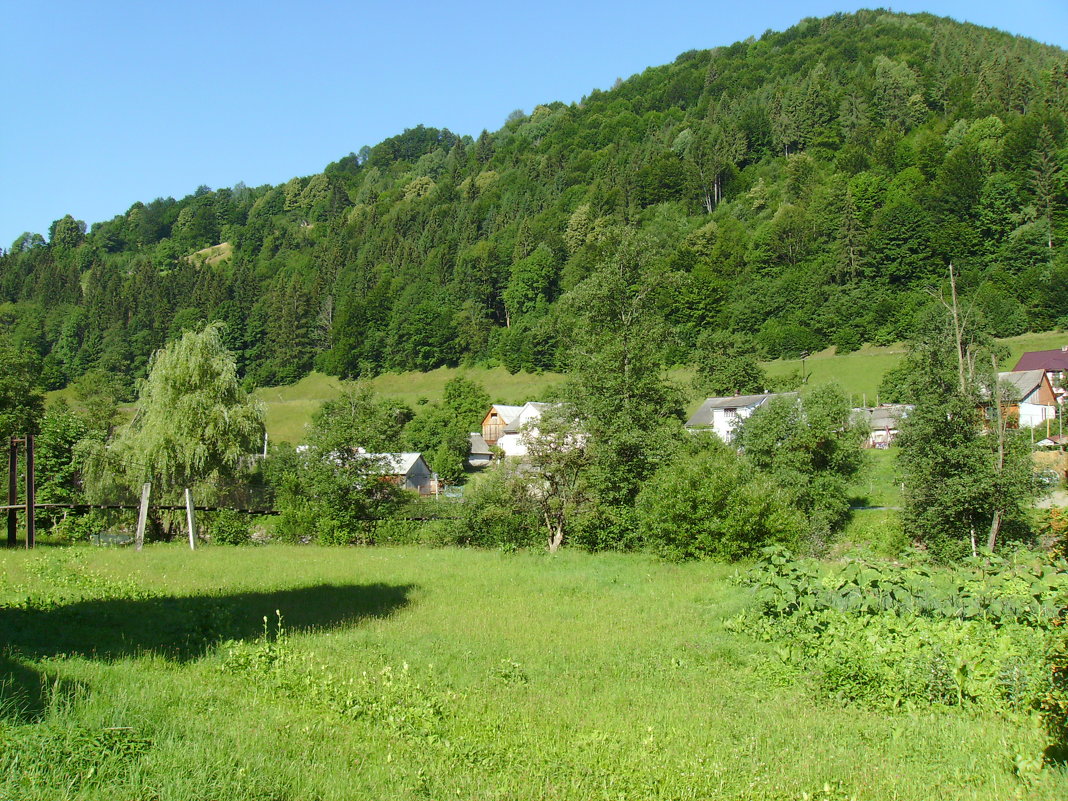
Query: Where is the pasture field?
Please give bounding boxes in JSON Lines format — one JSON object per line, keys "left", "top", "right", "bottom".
{"left": 2, "top": 545, "right": 1064, "bottom": 800}
{"left": 253, "top": 369, "right": 566, "bottom": 443}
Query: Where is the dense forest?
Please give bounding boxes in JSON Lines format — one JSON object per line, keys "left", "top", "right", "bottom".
{"left": 2, "top": 9, "right": 1067, "bottom": 393}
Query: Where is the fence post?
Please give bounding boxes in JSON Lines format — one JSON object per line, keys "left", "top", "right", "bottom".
{"left": 24, "top": 434, "right": 34, "bottom": 549}
{"left": 7, "top": 439, "right": 17, "bottom": 547}
{"left": 135, "top": 482, "right": 152, "bottom": 551}
{"left": 184, "top": 488, "right": 197, "bottom": 550}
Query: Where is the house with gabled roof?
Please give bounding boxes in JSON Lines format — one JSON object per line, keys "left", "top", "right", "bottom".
{"left": 361, "top": 452, "right": 435, "bottom": 494}
{"left": 990, "top": 370, "right": 1058, "bottom": 428}
{"left": 481, "top": 404, "right": 525, "bottom": 446}
{"left": 685, "top": 393, "right": 796, "bottom": 442}
{"left": 1013, "top": 346, "right": 1068, "bottom": 404}
{"left": 851, "top": 404, "right": 912, "bottom": 448}
{"left": 480, "top": 401, "right": 560, "bottom": 457}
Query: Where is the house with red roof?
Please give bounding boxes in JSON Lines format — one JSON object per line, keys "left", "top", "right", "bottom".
{"left": 1013, "top": 346, "right": 1068, "bottom": 404}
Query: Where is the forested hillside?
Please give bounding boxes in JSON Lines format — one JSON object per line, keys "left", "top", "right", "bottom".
{"left": 2, "top": 9, "right": 1066, "bottom": 392}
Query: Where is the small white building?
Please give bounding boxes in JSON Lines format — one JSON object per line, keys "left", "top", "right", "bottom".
{"left": 685, "top": 393, "right": 796, "bottom": 442}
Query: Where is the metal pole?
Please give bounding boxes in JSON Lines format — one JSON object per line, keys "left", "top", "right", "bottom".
{"left": 7, "top": 439, "right": 17, "bottom": 547}
{"left": 24, "top": 434, "right": 35, "bottom": 549}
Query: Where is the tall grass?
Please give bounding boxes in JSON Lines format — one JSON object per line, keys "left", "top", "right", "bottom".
{"left": 2, "top": 545, "right": 1063, "bottom": 799}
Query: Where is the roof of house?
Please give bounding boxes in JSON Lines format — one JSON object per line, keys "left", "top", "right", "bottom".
{"left": 469, "top": 433, "right": 491, "bottom": 455}
{"left": 852, "top": 404, "right": 913, "bottom": 430}
{"left": 361, "top": 452, "right": 428, "bottom": 475}
{"left": 1012, "top": 348, "right": 1068, "bottom": 373}
{"left": 487, "top": 404, "right": 525, "bottom": 424}
{"left": 685, "top": 393, "right": 796, "bottom": 427}
{"left": 996, "top": 369, "right": 1048, "bottom": 402}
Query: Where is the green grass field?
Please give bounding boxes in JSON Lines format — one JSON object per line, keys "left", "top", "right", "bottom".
{"left": 2, "top": 545, "right": 1064, "bottom": 800}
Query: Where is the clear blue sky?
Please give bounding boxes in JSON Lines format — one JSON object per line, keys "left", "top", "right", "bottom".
{"left": 3, "top": 1, "right": 1066, "bottom": 248}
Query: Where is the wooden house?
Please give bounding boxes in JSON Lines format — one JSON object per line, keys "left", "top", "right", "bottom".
{"left": 480, "top": 402, "right": 560, "bottom": 457}
{"left": 990, "top": 370, "right": 1058, "bottom": 428}
{"left": 1012, "top": 347, "right": 1068, "bottom": 404}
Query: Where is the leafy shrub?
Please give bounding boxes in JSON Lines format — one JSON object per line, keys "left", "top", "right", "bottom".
{"left": 1040, "top": 595, "right": 1068, "bottom": 761}
{"left": 636, "top": 445, "right": 803, "bottom": 560}
{"left": 456, "top": 468, "right": 541, "bottom": 549}
{"left": 734, "top": 548, "right": 1067, "bottom": 713}
{"left": 371, "top": 518, "right": 463, "bottom": 546}
{"left": 48, "top": 511, "right": 106, "bottom": 544}
{"left": 208, "top": 509, "right": 252, "bottom": 545}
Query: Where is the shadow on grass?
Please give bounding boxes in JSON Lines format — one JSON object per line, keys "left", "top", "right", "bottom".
{"left": 0, "top": 582, "right": 414, "bottom": 720}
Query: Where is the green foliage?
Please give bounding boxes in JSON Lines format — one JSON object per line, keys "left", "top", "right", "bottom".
{"left": 636, "top": 439, "right": 803, "bottom": 560}
{"left": 456, "top": 465, "right": 542, "bottom": 550}
{"left": 208, "top": 509, "right": 253, "bottom": 546}
{"left": 896, "top": 301, "right": 1039, "bottom": 556}
{"left": 265, "top": 386, "right": 407, "bottom": 544}
{"left": 691, "top": 331, "right": 767, "bottom": 396}
{"left": 402, "top": 375, "right": 488, "bottom": 483}
{"left": 34, "top": 402, "right": 90, "bottom": 524}
{"left": 88, "top": 323, "right": 264, "bottom": 504}
{"left": 0, "top": 341, "right": 44, "bottom": 440}
{"left": 737, "top": 547, "right": 1067, "bottom": 713}
{"left": 734, "top": 384, "right": 865, "bottom": 544}
{"left": 1041, "top": 597, "right": 1068, "bottom": 761}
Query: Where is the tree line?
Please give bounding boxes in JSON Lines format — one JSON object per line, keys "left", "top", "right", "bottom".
{"left": 0, "top": 10, "right": 1065, "bottom": 397}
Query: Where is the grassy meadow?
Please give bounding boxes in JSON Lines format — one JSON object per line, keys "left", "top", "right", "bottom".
{"left": 2, "top": 544, "right": 1064, "bottom": 800}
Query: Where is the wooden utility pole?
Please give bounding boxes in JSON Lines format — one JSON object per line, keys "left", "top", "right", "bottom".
{"left": 184, "top": 488, "right": 197, "bottom": 550}
{"left": 135, "top": 482, "right": 152, "bottom": 551}
{"left": 24, "top": 434, "right": 34, "bottom": 549}
{"left": 7, "top": 439, "right": 17, "bottom": 547}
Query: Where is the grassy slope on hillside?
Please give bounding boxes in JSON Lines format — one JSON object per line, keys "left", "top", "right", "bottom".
{"left": 766, "top": 330, "right": 1068, "bottom": 404}
{"left": 254, "top": 368, "right": 566, "bottom": 443}
{"left": 255, "top": 331, "right": 1067, "bottom": 443}
{"left": 1, "top": 545, "right": 1061, "bottom": 800}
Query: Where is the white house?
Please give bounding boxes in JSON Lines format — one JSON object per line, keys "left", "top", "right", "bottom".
{"left": 684, "top": 393, "right": 796, "bottom": 442}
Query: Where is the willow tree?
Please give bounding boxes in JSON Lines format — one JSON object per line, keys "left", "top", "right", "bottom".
{"left": 86, "top": 323, "right": 264, "bottom": 505}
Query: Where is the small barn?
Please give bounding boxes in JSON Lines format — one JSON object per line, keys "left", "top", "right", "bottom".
{"left": 467, "top": 433, "right": 492, "bottom": 467}
{"left": 851, "top": 404, "right": 912, "bottom": 448}
{"left": 364, "top": 452, "right": 435, "bottom": 494}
